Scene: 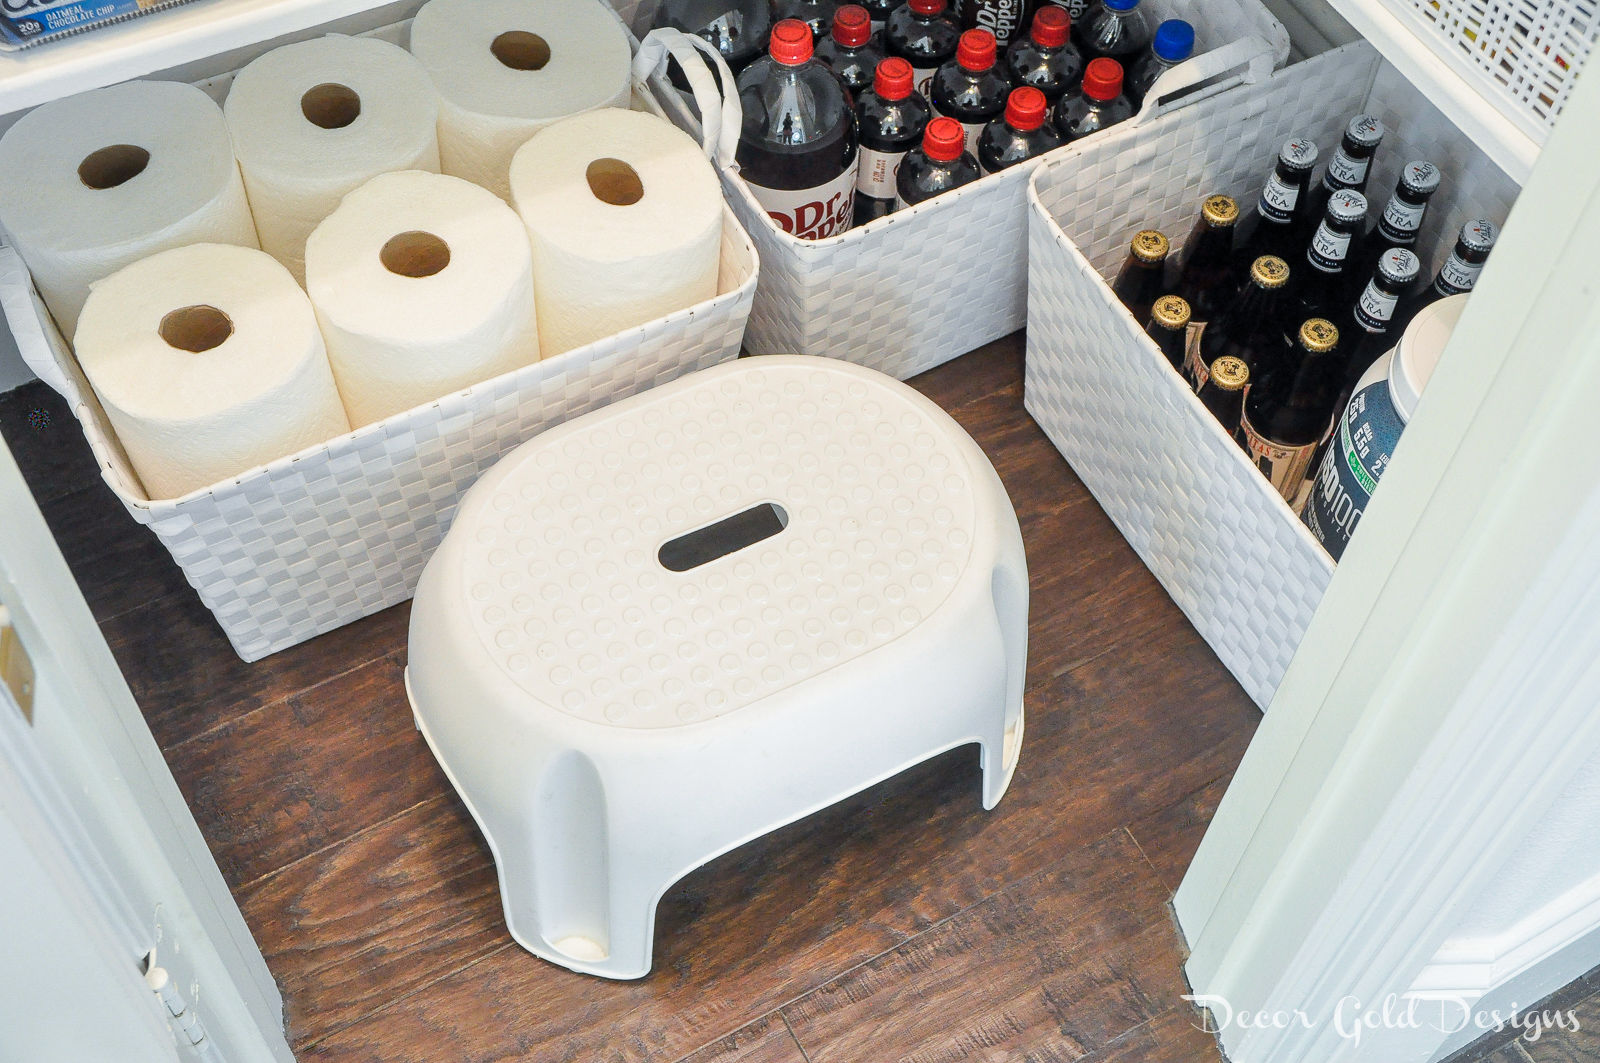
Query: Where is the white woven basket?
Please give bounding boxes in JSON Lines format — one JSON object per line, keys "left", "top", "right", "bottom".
{"left": 628, "top": 0, "right": 1289, "bottom": 380}
{"left": 1380, "top": 0, "right": 1598, "bottom": 139}
{"left": 0, "top": 12, "right": 758, "bottom": 663}
{"left": 1023, "top": 40, "right": 1521, "bottom": 707}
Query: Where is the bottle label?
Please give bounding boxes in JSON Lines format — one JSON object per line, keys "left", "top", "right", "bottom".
{"left": 1355, "top": 282, "right": 1398, "bottom": 331}
{"left": 1240, "top": 412, "right": 1319, "bottom": 500}
{"left": 1182, "top": 322, "right": 1209, "bottom": 389}
{"left": 1303, "top": 377, "right": 1404, "bottom": 560}
{"left": 1259, "top": 173, "right": 1299, "bottom": 223}
{"left": 857, "top": 145, "right": 908, "bottom": 202}
{"left": 1308, "top": 221, "right": 1351, "bottom": 273}
{"left": 912, "top": 64, "right": 939, "bottom": 98}
{"left": 1325, "top": 149, "right": 1368, "bottom": 188}
{"left": 1438, "top": 254, "right": 1483, "bottom": 294}
{"left": 971, "top": 0, "right": 1026, "bottom": 48}
{"left": 750, "top": 164, "right": 858, "bottom": 240}
{"left": 1380, "top": 197, "right": 1426, "bottom": 239}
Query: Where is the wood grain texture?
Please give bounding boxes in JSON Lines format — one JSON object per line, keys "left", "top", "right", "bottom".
{"left": 32, "top": 481, "right": 189, "bottom": 622}
{"left": 1076, "top": 1008, "right": 1229, "bottom": 1063}
{"left": 676, "top": 1015, "right": 810, "bottom": 1063}
{"left": 1521, "top": 991, "right": 1600, "bottom": 1063}
{"left": 0, "top": 381, "right": 100, "bottom": 505}
{"left": 165, "top": 654, "right": 447, "bottom": 888}
{"left": 1128, "top": 774, "right": 1234, "bottom": 893}
{"left": 237, "top": 794, "right": 505, "bottom": 1046}
{"left": 102, "top": 591, "right": 411, "bottom": 751}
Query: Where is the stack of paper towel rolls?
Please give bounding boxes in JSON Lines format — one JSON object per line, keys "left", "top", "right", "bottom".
{"left": 305, "top": 170, "right": 541, "bottom": 427}
{"left": 0, "top": 80, "right": 259, "bottom": 338}
{"left": 408, "top": 0, "right": 633, "bottom": 200}
{"left": 512, "top": 109, "right": 724, "bottom": 357}
{"left": 73, "top": 244, "right": 350, "bottom": 500}
{"left": 224, "top": 35, "right": 441, "bottom": 284}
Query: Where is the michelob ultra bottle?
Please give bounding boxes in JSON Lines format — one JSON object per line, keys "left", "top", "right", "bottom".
{"left": 1287, "top": 188, "right": 1367, "bottom": 324}
{"left": 1237, "top": 318, "right": 1343, "bottom": 499}
{"left": 1233, "top": 137, "right": 1319, "bottom": 272}
{"left": 1348, "top": 160, "right": 1439, "bottom": 285}
{"left": 1303, "top": 114, "right": 1384, "bottom": 240}
{"left": 1390, "top": 218, "right": 1498, "bottom": 334}
{"left": 736, "top": 19, "right": 860, "bottom": 239}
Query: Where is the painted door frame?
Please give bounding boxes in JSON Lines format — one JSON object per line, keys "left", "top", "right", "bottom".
{"left": 0, "top": 429, "right": 293, "bottom": 1062}
{"left": 1174, "top": 36, "right": 1600, "bottom": 1063}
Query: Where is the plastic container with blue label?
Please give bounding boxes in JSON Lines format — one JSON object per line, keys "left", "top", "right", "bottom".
{"left": 1302, "top": 293, "right": 1466, "bottom": 560}
{"left": 0, "top": 0, "right": 199, "bottom": 48}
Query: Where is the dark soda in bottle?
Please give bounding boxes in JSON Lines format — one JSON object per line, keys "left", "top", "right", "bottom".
{"left": 1054, "top": 56, "right": 1132, "bottom": 141}
{"left": 854, "top": 56, "right": 932, "bottom": 223}
{"left": 861, "top": 0, "right": 897, "bottom": 33}
{"left": 895, "top": 115, "right": 981, "bottom": 207}
{"left": 1003, "top": 6, "right": 1082, "bottom": 102}
{"left": 736, "top": 19, "right": 860, "bottom": 239}
{"left": 886, "top": 0, "right": 962, "bottom": 97}
{"left": 1126, "top": 17, "right": 1193, "bottom": 108}
{"left": 977, "top": 85, "right": 1064, "bottom": 173}
{"left": 931, "top": 29, "right": 1011, "bottom": 147}
{"left": 816, "top": 4, "right": 885, "bottom": 93}
{"left": 654, "top": 0, "right": 771, "bottom": 96}
{"left": 1073, "top": 0, "right": 1152, "bottom": 64}
{"left": 955, "top": 0, "right": 1035, "bottom": 51}
{"left": 773, "top": 0, "right": 841, "bottom": 39}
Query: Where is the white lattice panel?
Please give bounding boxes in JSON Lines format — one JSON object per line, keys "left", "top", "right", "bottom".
{"left": 1024, "top": 41, "right": 1520, "bottom": 707}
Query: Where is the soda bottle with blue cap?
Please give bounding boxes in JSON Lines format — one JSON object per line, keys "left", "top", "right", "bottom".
{"left": 1127, "top": 18, "right": 1194, "bottom": 108}
{"left": 1073, "top": 0, "right": 1152, "bottom": 65}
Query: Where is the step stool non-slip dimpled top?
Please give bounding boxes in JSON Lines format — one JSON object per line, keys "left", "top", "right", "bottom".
{"left": 459, "top": 363, "right": 980, "bottom": 730}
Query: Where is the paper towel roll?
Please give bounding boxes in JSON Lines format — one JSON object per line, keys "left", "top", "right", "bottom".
{"left": 225, "top": 35, "right": 441, "bottom": 284}
{"left": 74, "top": 244, "right": 350, "bottom": 501}
{"left": 304, "top": 170, "right": 540, "bottom": 427}
{"left": 409, "top": 0, "right": 633, "bottom": 200}
{"left": 510, "top": 109, "right": 723, "bottom": 357}
{"left": 0, "top": 80, "right": 259, "bottom": 339}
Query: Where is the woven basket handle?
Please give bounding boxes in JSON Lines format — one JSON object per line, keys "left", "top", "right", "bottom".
{"left": 1133, "top": 35, "right": 1277, "bottom": 126}
{"left": 633, "top": 28, "right": 742, "bottom": 169}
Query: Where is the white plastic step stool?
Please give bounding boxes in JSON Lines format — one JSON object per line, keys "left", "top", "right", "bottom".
{"left": 405, "top": 355, "right": 1028, "bottom": 979}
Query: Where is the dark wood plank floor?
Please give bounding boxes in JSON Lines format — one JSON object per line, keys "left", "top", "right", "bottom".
{"left": 5, "top": 334, "right": 1590, "bottom": 1063}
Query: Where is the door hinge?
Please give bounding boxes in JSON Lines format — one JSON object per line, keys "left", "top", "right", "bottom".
{"left": 144, "top": 952, "right": 220, "bottom": 1060}
{"left": 0, "top": 605, "right": 35, "bottom": 723}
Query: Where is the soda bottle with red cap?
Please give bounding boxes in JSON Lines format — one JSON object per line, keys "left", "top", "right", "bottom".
{"left": 931, "top": 29, "right": 1010, "bottom": 147}
{"left": 1054, "top": 57, "right": 1132, "bottom": 141}
{"left": 895, "top": 115, "right": 981, "bottom": 207}
{"left": 737, "top": 18, "right": 860, "bottom": 239}
{"left": 1073, "top": 0, "right": 1152, "bottom": 64}
{"left": 854, "top": 57, "right": 933, "bottom": 223}
{"left": 977, "top": 86, "right": 1064, "bottom": 173}
{"left": 886, "top": 0, "right": 962, "bottom": 97}
{"left": 816, "top": 4, "right": 886, "bottom": 93}
{"left": 1003, "top": 6, "right": 1083, "bottom": 103}
{"left": 860, "top": 0, "right": 897, "bottom": 33}
{"left": 773, "top": 0, "right": 841, "bottom": 39}
{"left": 955, "top": 0, "right": 1035, "bottom": 51}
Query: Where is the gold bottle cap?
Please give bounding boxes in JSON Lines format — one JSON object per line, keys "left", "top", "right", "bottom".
{"left": 1300, "top": 318, "right": 1339, "bottom": 353}
{"left": 1208, "top": 355, "right": 1249, "bottom": 391}
{"left": 1131, "top": 229, "right": 1169, "bottom": 263}
{"left": 1150, "top": 294, "right": 1190, "bottom": 329}
{"left": 1201, "top": 194, "right": 1239, "bottom": 227}
{"left": 1250, "top": 255, "right": 1290, "bottom": 289}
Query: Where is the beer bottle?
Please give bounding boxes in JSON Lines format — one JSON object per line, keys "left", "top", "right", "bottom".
{"left": 1175, "top": 193, "right": 1239, "bottom": 321}
{"left": 1189, "top": 253, "right": 1290, "bottom": 388}
{"left": 1390, "top": 218, "right": 1498, "bottom": 334}
{"left": 1348, "top": 160, "right": 1438, "bottom": 284}
{"left": 1233, "top": 137, "right": 1319, "bottom": 272}
{"left": 1144, "top": 294, "right": 1189, "bottom": 370}
{"left": 1303, "top": 114, "right": 1384, "bottom": 237}
{"left": 1339, "top": 246, "right": 1422, "bottom": 393}
{"left": 1237, "top": 318, "right": 1343, "bottom": 499}
{"left": 1112, "top": 229, "right": 1170, "bottom": 325}
{"left": 1197, "top": 355, "right": 1248, "bottom": 433}
{"left": 1288, "top": 188, "right": 1367, "bottom": 324}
